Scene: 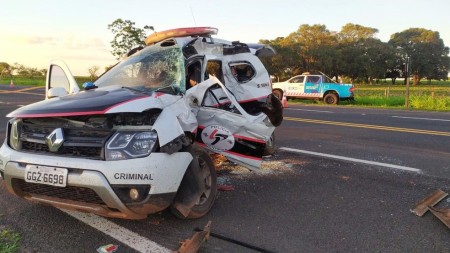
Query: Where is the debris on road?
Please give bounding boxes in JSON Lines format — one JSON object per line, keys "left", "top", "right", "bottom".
{"left": 410, "top": 189, "right": 448, "bottom": 216}
{"left": 429, "top": 206, "right": 450, "bottom": 229}
{"left": 411, "top": 189, "right": 450, "bottom": 229}
{"left": 217, "top": 185, "right": 235, "bottom": 191}
{"left": 96, "top": 244, "right": 119, "bottom": 253}
{"left": 177, "top": 221, "right": 211, "bottom": 253}
{"left": 193, "top": 226, "right": 276, "bottom": 253}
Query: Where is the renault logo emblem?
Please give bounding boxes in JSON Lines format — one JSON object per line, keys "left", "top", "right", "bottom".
{"left": 46, "top": 128, "right": 64, "bottom": 152}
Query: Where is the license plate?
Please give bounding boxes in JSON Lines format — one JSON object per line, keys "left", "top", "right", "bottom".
{"left": 25, "top": 165, "right": 68, "bottom": 187}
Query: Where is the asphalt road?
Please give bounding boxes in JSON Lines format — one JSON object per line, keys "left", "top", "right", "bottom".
{"left": 280, "top": 105, "right": 450, "bottom": 179}
{"left": 0, "top": 85, "right": 449, "bottom": 252}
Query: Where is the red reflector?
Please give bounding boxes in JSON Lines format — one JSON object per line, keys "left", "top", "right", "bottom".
{"left": 350, "top": 86, "right": 355, "bottom": 92}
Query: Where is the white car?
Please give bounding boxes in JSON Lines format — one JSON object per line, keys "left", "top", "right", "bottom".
{"left": 0, "top": 27, "right": 282, "bottom": 219}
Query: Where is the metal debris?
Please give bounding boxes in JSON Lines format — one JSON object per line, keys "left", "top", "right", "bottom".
{"left": 410, "top": 189, "right": 448, "bottom": 216}
{"left": 411, "top": 189, "right": 450, "bottom": 229}
{"left": 177, "top": 221, "right": 211, "bottom": 253}
{"left": 429, "top": 206, "right": 450, "bottom": 229}
{"left": 193, "top": 227, "right": 276, "bottom": 253}
{"left": 96, "top": 244, "right": 119, "bottom": 253}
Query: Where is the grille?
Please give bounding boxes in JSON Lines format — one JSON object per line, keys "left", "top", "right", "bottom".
{"left": 19, "top": 121, "right": 112, "bottom": 160}
{"left": 21, "top": 142, "right": 103, "bottom": 159}
{"left": 15, "top": 179, "right": 105, "bottom": 205}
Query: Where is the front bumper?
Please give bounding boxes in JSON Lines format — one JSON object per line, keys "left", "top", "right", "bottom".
{"left": 0, "top": 143, "right": 193, "bottom": 219}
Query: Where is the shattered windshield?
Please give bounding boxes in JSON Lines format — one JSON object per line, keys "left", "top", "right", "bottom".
{"left": 95, "top": 45, "right": 185, "bottom": 94}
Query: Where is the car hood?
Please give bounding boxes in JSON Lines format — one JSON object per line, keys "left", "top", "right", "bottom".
{"left": 7, "top": 86, "right": 171, "bottom": 118}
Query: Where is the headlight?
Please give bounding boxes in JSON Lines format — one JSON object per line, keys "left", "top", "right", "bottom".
{"left": 105, "top": 131, "right": 158, "bottom": 160}
{"left": 9, "top": 119, "right": 22, "bottom": 150}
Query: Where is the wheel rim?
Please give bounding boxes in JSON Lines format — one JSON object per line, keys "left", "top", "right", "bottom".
{"left": 195, "top": 157, "right": 212, "bottom": 206}
{"left": 326, "top": 95, "right": 335, "bottom": 104}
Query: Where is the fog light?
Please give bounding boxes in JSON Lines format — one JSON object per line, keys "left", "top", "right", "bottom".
{"left": 129, "top": 188, "right": 140, "bottom": 201}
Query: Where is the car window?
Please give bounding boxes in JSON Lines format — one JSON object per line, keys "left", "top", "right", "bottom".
{"left": 229, "top": 62, "right": 255, "bottom": 83}
{"left": 95, "top": 46, "right": 185, "bottom": 94}
{"left": 323, "top": 75, "right": 336, "bottom": 83}
{"left": 306, "top": 76, "right": 321, "bottom": 84}
{"left": 289, "top": 76, "right": 304, "bottom": 83}
{"left": 48, "top": 65, "right": 70, "bottom": 93}
{"left": 205, "top": 60, "right": 224, "bottom": 84}
{"left": 186, "top": 61, "right": 202, "bottom": 89}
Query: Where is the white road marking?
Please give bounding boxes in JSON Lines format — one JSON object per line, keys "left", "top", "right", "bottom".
{"left": 280, "top": 147, "right": 422, "bottom": 173}
{"left": 285, "top": 108, "right": 333, "bottom": 113}
{"left": 392, "top": 116, "right": 450, "bottom": 122}
{"left": 61, "top": 209, "right": 171, "bottom": 253}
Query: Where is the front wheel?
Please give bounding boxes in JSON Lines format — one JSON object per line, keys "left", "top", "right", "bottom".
{"left": 171, "top": 146, "right": 217, "bottom": 219}
{"left": 323, "top": 93, "right": 338, "bottom": 105}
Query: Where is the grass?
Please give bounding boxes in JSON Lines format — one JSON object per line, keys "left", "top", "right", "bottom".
{"left": 0, "top": 76, "right": 93, "bottom": 87}
{"left": 354, "top": 83, "right": 450, "bottom": 111}
{"left": 0, "top": 77, "right": 45, "bottom": 86}
{"left": 0, "top": 228, "right": 21, "bottom": 253}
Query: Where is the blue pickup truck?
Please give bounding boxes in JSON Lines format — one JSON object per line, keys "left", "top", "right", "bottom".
{"left": 272, "top": 73, "right": 354, "bottom": 104}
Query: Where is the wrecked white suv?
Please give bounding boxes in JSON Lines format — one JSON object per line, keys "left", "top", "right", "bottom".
{"left": 0, "top": 27, "right": 282, "bottom": 219}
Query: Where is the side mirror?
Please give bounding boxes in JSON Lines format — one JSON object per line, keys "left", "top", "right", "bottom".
{"left": 47, "top": 87, "right": 68, "bottom": 99}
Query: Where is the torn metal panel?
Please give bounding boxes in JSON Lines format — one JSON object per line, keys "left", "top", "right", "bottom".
{"left": 191, "top": 38, "right": 224, "bottom": 56}
{"left": 177, "top": 221, "right": 211, "bottom": 253}
{"left": 186, "top": 77, "right": 274, "bottom": 170}
{"left": 246, "top": 43, "right": 277, "bottom": 57}
{"left": 428, "top": 206, "right": 450, "bottom": 229}
{"left": 410, "top": 189, "right": 448, "bottom": 217}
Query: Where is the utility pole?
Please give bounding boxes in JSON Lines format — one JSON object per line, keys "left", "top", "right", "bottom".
{"left": 405, "top": 56, "right": 410, "bottom": 109}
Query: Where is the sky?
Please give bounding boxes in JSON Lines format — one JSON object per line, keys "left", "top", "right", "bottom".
{"left": 1, "top": 0, "right": 449, "bottom": 76}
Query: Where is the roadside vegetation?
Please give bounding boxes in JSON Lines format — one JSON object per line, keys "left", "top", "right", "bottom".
{"left": 0, "top": 227, "right": 21, "bottom": 253}
{"left": 0, "top": 76, "right": 92, "bottom": 87}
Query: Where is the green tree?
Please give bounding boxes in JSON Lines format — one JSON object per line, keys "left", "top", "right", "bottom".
{"left": 339, "top": 39, "right": 397, "bottom": 84}
{"left": 286, "top": 24, "right": 338, "bottom": 73}
{"left": 0, "top": 62, "right": 12, "bottom": 78}
{"left": 108, "top": 19, "right": 153, "bottom": 60}
{"left": 338, "top": 23, "right": 379, "bottom": 43}
{"left": 259, "top": 37, "right": 302, "bottom": 81}
{"left": 88, "top": 65, "right": 100, "bottom": 80}
{"left": 364, "top": 39, "right": 397, "bottom": 84}
{"left": 338, "top": 41, "right": 366, "bottom": 83}
{"left": 337, "top": 24, "right": 386, "bottom": 83}
{"left": 389, "top": 28, "right": 450, "bottom": 85}
{"left": 40, "top": 68, "right": 47, "bottom": 77}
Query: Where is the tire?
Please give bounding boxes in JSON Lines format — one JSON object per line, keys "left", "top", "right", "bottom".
{"left": 171, "top": 146, "right": 217, "bottom": 219}
{"left": 273, "top": 89, "right": 283, "bottom": 101}
{"left": 323, "top": 93, "right": 338, "bottom": 105}
{"left": 263, "top": 132, "right": 276, "bottom": 156}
